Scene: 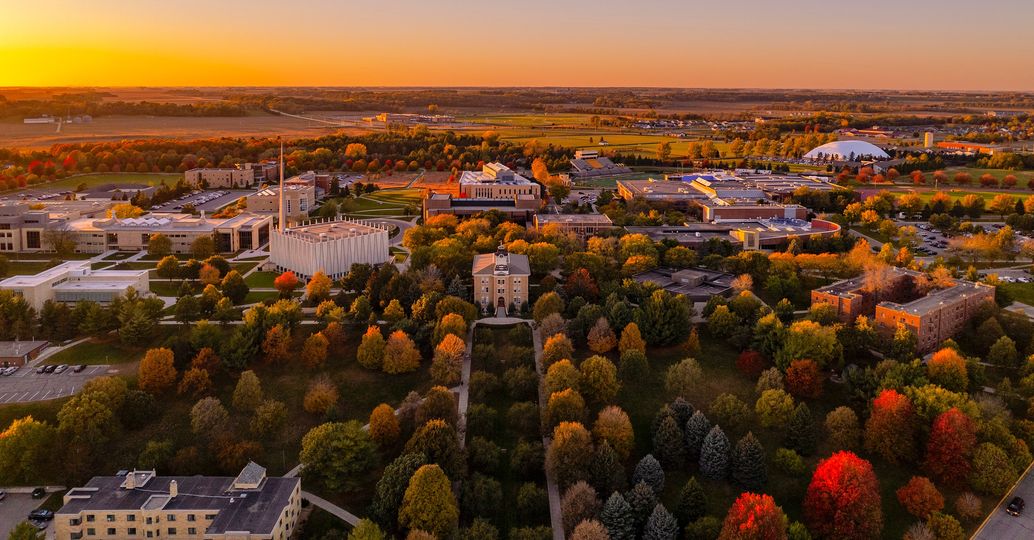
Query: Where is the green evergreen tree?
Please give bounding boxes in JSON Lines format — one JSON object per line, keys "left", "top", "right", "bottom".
{"left": 699, "top": 425, "right": 730, "bottom": 480}
{"left": 684, "top": 410, "right": 711, "bottom": 461}
{"left": 600, "top": 492, "right": 636, "bottom": 540}
{"left": 731, "top": 432, "right": 767, "bottom": 491}
{"left": 625, "top": 481, "right": 657, "bottom": 532}
{"left": 675, "top": 477, "right": 707, "bottom": 526}
{"left": 632, "top": 454, "right": 665, "bottom": 494}
{"left": 589, "top": 440, "right": 626, "bottom": 496}
{"left": 785, "top": 402, "right": 817, "bottom": 456}
{"left": 653, "top": 415, "right": 686, "bottom": 469}
{"left": 668, "top": 398, "right": 695, "bottom": 428}
{"left": 642, "top": 504, "right": 679, "bottom": 540}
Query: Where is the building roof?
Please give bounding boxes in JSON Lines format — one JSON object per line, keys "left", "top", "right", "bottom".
{"left": 279, "top": 217, "right": 387, "bottom": 243}
{"left": 460, "top": 163, "right": 534, "bottom": 186}
{"left": 0, "top": 341, "right": 48, "bottom": 358}
{"left": 0, "top": 261, "right": 147, "bottom": 288}
{"left": 472, "top": 250, "right": 531, "bottom": 276}
{"left": 57, "top": 468, "right": 298, "bottom": 536}
{"left": 804, "top": 140, "right": 890, "bottom": 161}
{"left": 535, "top": 213, "right": 613, "bottom": 225}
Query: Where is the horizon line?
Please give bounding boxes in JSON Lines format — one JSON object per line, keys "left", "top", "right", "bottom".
{"left": 3, "top": 85, "right": 1034, "bottom": 94}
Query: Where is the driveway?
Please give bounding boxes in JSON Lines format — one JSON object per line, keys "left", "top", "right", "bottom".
{"left": 0, "top": 493, "right": 47, "bottom": 539}
{"left": 0, "top": 365, "right": 111, "bottom": 404}
{"left": 973, "top": 463, "right": 1034, "bottom": 539}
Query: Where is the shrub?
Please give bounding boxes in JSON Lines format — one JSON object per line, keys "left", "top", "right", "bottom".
{"left": 773, "top": 448, "right": 806, "bottom": 476}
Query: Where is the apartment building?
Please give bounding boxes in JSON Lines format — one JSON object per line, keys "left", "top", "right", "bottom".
{"left": 472, "top": 244, "right": 530, "bottom": 314}
{"left": 184, "top": 168, "right": 255, "bottom": 189}
{"left": 56, "top": 463, "right": 301, "bottom": 540}
{"left": 812, "top": 267, "right": 995, "bottom": 352}
{"left": 246, "top": 185, "right": 316, "bottom": 224}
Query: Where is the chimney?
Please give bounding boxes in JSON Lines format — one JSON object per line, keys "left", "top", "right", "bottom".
{"left": 169, "top": 480, "right": 178, "bottom": 498}
{"left": 125, "top": 472, "right": 136, "bottom": 490}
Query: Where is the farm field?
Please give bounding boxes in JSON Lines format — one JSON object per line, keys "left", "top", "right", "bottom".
{"left": 7, "top": 172, "right": 180, "bottom": 194}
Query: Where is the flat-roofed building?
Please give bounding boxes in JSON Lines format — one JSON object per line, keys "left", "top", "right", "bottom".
{"left": 269, "top": 217, "right": 390, "bottom": 280}
{"left": 55, "top": 462, "right": 301, "bottom": 540}
{"left": 0, "top": 340, "right": 48, "bottom": 367}
{"left": 184, "top": 168, "right": 255, "bottom": 189}
{"left": 246, "top": 185, "right": 315, "bottom": 223}
{"left": 699, "top": 198, "right": 807, "bottom": 222}
{"left": 459, "top": 163, "right": 541, "bottom": 199}
{"left": 242, "top": 161, "right": 278, "bottom": 183}
{"left": 472, "top": 244, "right": 530, "bottom": 314}
{"left": 533, "top": 213, "right": 613, "bottom": 237}
{"left": 812, "top": 267, "right": 995, "bottom": 352}
{"left": 633, "top": 267, "right": 734, "bottom": 302}
{"left": 67, "top": 212, "right": 272, "bottom": 254}
{"left": 616, "top": 179, "right": 708, "bottom": 204}
{"left": 0, "top": 261, "right": 150, "bottom": 311}
{"left": 422, "top": 192, "right": 540, "bottom": 222}
{"left": 570, "top": 150, "right": 632, "bottom": 177}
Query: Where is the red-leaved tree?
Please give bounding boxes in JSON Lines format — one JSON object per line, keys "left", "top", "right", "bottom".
{"left": 273, "top": 271, "right": 299, "bottom": 297}
{"left": 785, "top": 359, "right": 823, "bottom": 399}
{"left": 923, "top": 407, "right": 977, "bottom": 487}
{"left": 736, "top": 351, "right": 768, "bottom": 379}
{"left": 804, "top": 451, "right": 883, "bottom": 540}
{"left": 895, "top": 476, "right": 944, "bottom": 519}
{"left": 863, "top": 389, "right": 917, "bottom": 465}
{"left": 718, "top": 492, "right": 788, "bottom": 540}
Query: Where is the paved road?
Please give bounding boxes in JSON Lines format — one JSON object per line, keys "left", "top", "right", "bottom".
{"left": 0, "top": 493, "right": 47, "bottom": 539}
{"left": 526, "top": 319, "right": 564, "bottom": 540}
{"left": 973, "top": 462, "right": 1034, "bottom": 539}
{"left": 0, "top": 365, "right": 110, "bottom": 404}
{"left": 301, "top": 491, "right": 359, "bottom": 526}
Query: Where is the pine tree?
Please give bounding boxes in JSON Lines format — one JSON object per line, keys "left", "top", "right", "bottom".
{"left": 600, "top": 492, "right": 636, "bottom": 540}
{"left": 643, "top": 504, "right": 679, "bottom": 540}
{"left": 589, "top": 441, "right": 626, "bottom": 496}
{"left": 675, "top": 477, "right": 707, "bottom": 526}
{"left": 653, "top": 415, "right": 686, "bottom": 469}
{"left": 685, "top": 411, "right": 711, "bottom": 461}
{"left": 625, "top": 481, "right": 657, "bottom": 532}
{"left": 699, "top": 425, "right": 730, "bottom": 480}
{"left": 668, "top": 398, "right": 695, "bottom": 428}
{"left": 633, "top": 454, "right": 665, "bottom": 494}
{"left": 651, "top": 405, "right": 674, "bottom": 442}
{"left": 786, "top": 403, "right": 817, "bottom": 456}
{"left": 731, "top": 432, "right": 768, "bottom": 491}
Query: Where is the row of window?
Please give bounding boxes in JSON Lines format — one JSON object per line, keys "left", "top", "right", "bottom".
{"left": 82, "top": 526, "right": 199, "bottom": 537}
{"left": 81, "top": 513, "right": 212, "bottom": 524}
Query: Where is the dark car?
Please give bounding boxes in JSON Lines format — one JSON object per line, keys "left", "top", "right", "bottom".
{"left": 73, "top": 364, "right": 86, "bottom": 373}
{"left": 27, "top": 520, "right": 47, "bottom": 530}
{"left": 1007, "top": 496, "right": 1025, "bottom": 516}
{"left": 31, "top": 487, "right": 45, "bottom": 499}
{"left": 43, "top": 365, "right": 57, "bottom": 374}
{"left": 27, "top": 509, "right": 53, "bottom": 521}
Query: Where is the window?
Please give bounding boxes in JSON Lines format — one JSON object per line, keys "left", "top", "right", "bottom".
{"left": 107, "top": 528, "right": 116, "bottom": 536}
{"left": 146, "top": 532, "right": 153, "bottom": 538}
{"left": 146, "top": 518, "right": 153, "bottom": 525}
{"left": 204, "top": 515, "right": 217, "bottom": 520}
{"left": 188, "top": 528, "right": 196, "bottom": 535}
{"left": 107, "top": 515, "right": 115, "bottom": 522}
{"left": 127, "top": 515, "right": 136, "bottom": 522}
{"left": 128, "top": 528, "right": 137, "bottom": 536}
{"left": 87, "top": 515, "right": 96, "bottom": 522}
{"left": 168, "top": 528, "right": 176, "bottom": 535}
{"left": 167, "top": 515, "right": 176, "bottom": 522}
{"left": 87, "top": 528, "right": 95, "bottom": 536}
{"left": 187, "top": 515, "right": 195, "bottom": 522}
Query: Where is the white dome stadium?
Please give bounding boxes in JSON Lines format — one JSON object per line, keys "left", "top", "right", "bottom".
{"left": 804, "top": 140, "right": 890, "bottom": 161}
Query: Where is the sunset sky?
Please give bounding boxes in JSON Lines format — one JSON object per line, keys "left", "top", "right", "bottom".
{"left": 2, "top": 0, "right": 1033, "bottom": 90}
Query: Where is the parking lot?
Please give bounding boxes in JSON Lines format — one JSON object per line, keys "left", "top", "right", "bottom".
{"left": 0, "top": 493, "right": 47, "bottom": 539}
{"left": 0, "top": 364, "right": 111, "bottom": 404}
{"left": 150, "top": 189, "right": 252, "bottom": 213}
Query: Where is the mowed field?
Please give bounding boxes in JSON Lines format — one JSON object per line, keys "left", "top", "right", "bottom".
{"left": 0, "top": 113, "right": 373, "bottom": 150}
{"left": 10, "top": 172, "right": 181, "bottom": 193}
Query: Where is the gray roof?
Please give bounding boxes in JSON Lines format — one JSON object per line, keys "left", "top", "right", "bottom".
{"left": 0, "top": 341, "right": 48, "bottom": 358}
{"left": 472, "top": 252, "right": 531, "bottom": 276}
{"left": 57, "top": 474, "right": 298, "bottom": 535}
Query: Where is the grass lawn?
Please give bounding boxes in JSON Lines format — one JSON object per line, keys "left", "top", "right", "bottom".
{"left": 7, "top": 173, "right": 180, "bottom": 194}
{"left": 0, "top": 397, "right": 67, "bottom": 432}
{"left": 149, "top": 280, "right": 183, "bottom": 297}
{"left": 111, "top": 261, "right": 158, "bottom": 271}
{"left": 244, "top": 290, "right": 281, "bottom": 303}
{"left": 1002, "top": 282, "right": 1034, "bottom": 305}
{"left": 3, "top": 260, "right": 58, "bottom": 277}
{"left": 43, "top": 336, "right": 162, "bottom": 366}
{"left": 230, "top": 261, "right": 259, "bottom": 274}
{"left": 245, "top": 271, "right": 278, "bottom": 288}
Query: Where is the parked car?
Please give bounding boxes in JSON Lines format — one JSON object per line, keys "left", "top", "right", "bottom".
{"left": 43, "top": 365, "right": 57, "bottom": 374}
{"left": 27, "top": 520, "right": 47, "bottom": 530}
{"left": 53, "top": 365, "right": 68, "bottom": 374}
{"left": 31, "top": 487, "right": 46, "bottom": 499}
{"left": 0, "top": 489, "right": 7, "bottom": 501}
{"left": 27, "top": 509, "right": 52, "bottom": 520}
{"left": 1007, "top": 496, "right": 1025, "bottom": 516}
{"left": 36, "top": 366, "right": 46, "bottom": 374}
{"left": 73, "top": 364, "right": 87, "bottom": 373}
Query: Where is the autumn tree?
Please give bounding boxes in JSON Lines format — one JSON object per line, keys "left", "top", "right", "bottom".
{"left": 587, "top": 318, "right": 618, "bottom": 354}
{"left": 619, "top": 322, "right": 646, "bottom": 355}
{"left": 580, "top": 355, "right": 620, "bottom": 404}
{"left": 177, "top": 367, "right": 212, "bottom": 398}
{"left": 755, "top": 389, "right": 794, "bottom": 428}
{"left": 190, "top": 397, "right": 229, "bottom": 435}
{"left": 273, "top": 270, "right": 299, "bottom": 297}
{"left": 433, "top": 313, "right": 467, "bottom": 346}
{"left": 543, "top": 333, "right": 575, "bottom": 368}
{"left": 300, "top": 332, "right": 329, "bottom": 368}
{"left": 561, "top": 481, "right": 601, "bottom": 534}
{"left": 665, "top": 358, "right": 703, "bottom": 399}
{"left": 305, "top": 271, "right": 333, "bottom": 302}
{"left": 785, "top": 359, "right": 823, "bottom": 399}
{"left": 357, "top": 325, "right": 386, "bottom": 370}
{"left": 369, "top": 403, "right": 401, "bottom": 448}
{"left": 970, "top": 442, "right": 1016, "bottom": 495}
{"left": 825, "top": 406, "right": 861, "bottom": 450}
{"left": 896, "top": 476, "right": 944, "bottom": 519}
{"left": 304, "top": 378, "right": 338, "bottom": 415}
{"left": 923, "top": 408, "right": 977, "bottom": 487}
{"left": 593, "top": 406, "right": 635, "bottom": 460}
{"left": 719, "top": 492, "right": 788, "bottom": 540}
{"left": 138, "top": 348, "right": 177, "bottom": 395}
{"left": 431, "top": 333, "right": 465, "bottom": 386}
{"left": 147, "top": 233, "right": 171, "bottom": 257}
{"left": 547, "top": 421, "right": 594, "bottom": 488}
{"left": 232, "top": 370, "right": 263, "bottom": 412}
{"left": 262, "top": 324, "right": 291, "bottom": 364}
{"left": 804, "top": 451, "right": 883, "bottom": 540}
{"left": 927, "top": 348, "right": 968, "bottom": 392}
{"left": 864, "top": 389, "right": 917, "bottom": 464}
{"left": 547, "top": 389, "right": 586, "bottom": 428}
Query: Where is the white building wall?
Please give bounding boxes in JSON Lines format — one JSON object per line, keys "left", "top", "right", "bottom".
{"left": 269, "top": 219, "right": 390, "bottom": 279}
